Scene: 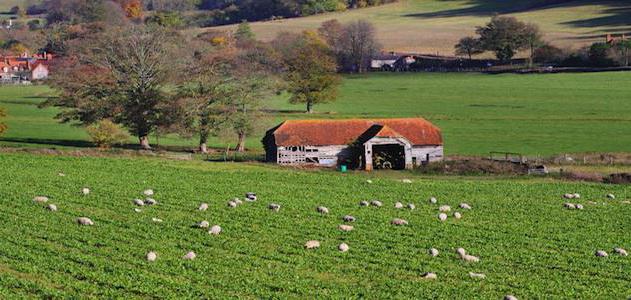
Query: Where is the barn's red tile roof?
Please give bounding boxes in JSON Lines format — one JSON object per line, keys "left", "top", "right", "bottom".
{"left": 271, "top": 118, "right": 442, "bottom": 146}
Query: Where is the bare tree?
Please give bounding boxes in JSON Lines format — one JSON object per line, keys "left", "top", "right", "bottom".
{"left": 339, "top": 20, "right": 381, "bottom": 73}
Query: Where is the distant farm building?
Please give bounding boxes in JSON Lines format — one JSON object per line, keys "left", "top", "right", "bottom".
{"left": 263, "top": 118, "right": 443, "bottom": 170}
{"left": 0, "top": 52, "right": 52, "bottom": 84}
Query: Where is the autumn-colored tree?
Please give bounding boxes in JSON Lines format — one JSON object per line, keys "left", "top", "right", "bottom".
{"left": 0, "top": 107, "right": 7, "bottom": 136}
{"left": 117, "top": 0, "right": 143, "bottom": 19}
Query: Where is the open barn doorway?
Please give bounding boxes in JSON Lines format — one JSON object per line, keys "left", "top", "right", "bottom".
{"left": 372, "top": 144, "right": 406, "bottom": 170}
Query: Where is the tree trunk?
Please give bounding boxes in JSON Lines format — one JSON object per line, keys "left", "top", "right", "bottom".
{"left": 199, "top": 131, "right": 209, "bottom": 153}
{"left": 139, "top": 135, "right": 151, "bottom": 150}
{"left": 236, "top": 133, "right": 246, "bottom": 153}
{"left": 306, "top": 101, "right": 314, "bottom": 114}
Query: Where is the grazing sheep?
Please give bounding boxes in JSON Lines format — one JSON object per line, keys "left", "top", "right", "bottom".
{"left": 366, "top": 179, "right": 373, "bottom": 184}
{"left": 421, "top": 272, "right": 437, "bottom": 280}
{"left": 227, "top": 201, "right": 237, "bottom": 208}
{"left": 33, "top": 196, "right": 49, "bottom": 203}
{"left": 457, "top": 248, "right": 479, "bottom": 262}
{"left": 439, "top": 205, "right": 451, "bottom": 212}
{"left": 456, "top": 248, "right": 466, "bottom": 256}
{"left": 338, "top": 224, "right": 354, "bottom": 232}
{"left": 198, "top": 203, "right": 209, "bottom": 211}
{"left": 563, "top": 193, "right": 574, "bottom": 199}
{"left": 563, "top": 203, "right": 576, "bottom": 209}
{"left": 152, "top": 218, "right": 163, "bottom": 223}
{"left": 245, "top": 192, "right": 257, "bottom": 201}
{"left": 469, "top": 272, "right": 486, "bottom": 279}
{"left": 402, "top": 179, "right": 412, "bottom": 183}
{"left": 143, "top": 189, "right": 154, "bottom": 196}
{"left": 504, "top": 295, "right": 518, "bottom": 300}
{"left": 359, "top": 201, "right": 369, "bottom": 207}
{"left": 342, "top": 215, "right": 356, "bottom": 222}
{"left": 58, "top": 173, "right": 66, "bottom": 177}
{"left": 438, "top": 213, "right": 448, "bottom": 221}
{"left": 429, "top": 248, "right": 439, "bottom": 257}
{"left": 595, "top": 250, "right": 608, "bottom": 257}
{"left": 459, "top": 203, "right": 472, "bottom": 210}
{"left": 197, "top": 220, "right": 210, "bottom": 228}
{"left": 183, "top": 251, "right": 196, "bottom": 260}
{"left": 573, "top": 193, "right": 581, "bottom": 199}
{"left": 133, "top": 199, "right": 145, "bottom": 206}
{"left": 575, "top": 204, "right": 584, "bottom": 210}
{"left": 268, "top": 203, "right": 281, "bottom": 212}
{"left": 614, "top": 248, "right": 628, "bottom": 256}
{"left": 146, "top": 251, "right": 157, "bottom": 262}
{"left": 317, "top": 206, "right": 329, "bottom": 214}
{"left": 338, "top": 243, "right": 349, "bottom": 252}
{"left": 145, "top": 198, "right": 158, "bottom": 206}
{"left": 623, "top": 201, "right": 631, "bottom": 204}
{"left": 391, "top": 218, "right": 408, "bottom": 226}
{"left": 305, "top": 240, "right": 320, "bottom": 249}
{"left": 429, "top": 197, "right": 437, "bottom": 204}
{"left": 394, "top": 202, "right": 404, "bottom": 209}
{"left": 606, "top": 194, "right": 615, "bottom": 199}
{"left": 233, "top": 198, "right": 243, "bottom": 205}
{"left": 407, "top": 203, "right": 416, "bottom": 210}
{"left": 209, "top": 225, "right": 222, "bottom": 235}
{"left": 46, "top": 204, "right": 57, "bottom": 212}
{"left": 134, "top": 208, "right": 142, "bottom": 213}
{"left": 371, "top": 200, "right": 383, "bottom": 207}
{"left": 77, "top": 217, "right": 94, "bottom": 226}
{"left": 81, "top": 188, "right": 90, "bottom": 195}
{"left": 454, "top": 212, "right": 462, "bottom": 219}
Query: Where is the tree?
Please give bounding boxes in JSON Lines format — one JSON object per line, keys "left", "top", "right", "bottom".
{"left": 523, "top": 23, "right": 543, "bottom": 67}
{"left": 454, "top": 36, "right": 483, "bottom": 60}
{"left": 339, "top": 20, "right": 380, "bottom": 73}
{"left": 0, "top": 107, "right": 7, "bottom": 136}
{"left": 476, "top": 16, "right": 531, "bottom": 62}
{"left": 43, "top": 26, "right": 185, "bottom": 149}
{"left": 276, "top": 31, "right": 340, "bottom": 113}
{"left": 234, "top": 21, "right": 255, "bottom": 47}
{"left": 615, "top": 40, "right": 631, "bottom": 67}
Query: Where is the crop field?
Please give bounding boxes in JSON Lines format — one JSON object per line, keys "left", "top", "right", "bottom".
{"left": 2, "top": 71, "right": 631, "bottom": 156}
{"left": 206, "top": 0, "right": 631, "bottom": 55}
{"left": 0, "top": 152, "right": 629, "bottom": 298}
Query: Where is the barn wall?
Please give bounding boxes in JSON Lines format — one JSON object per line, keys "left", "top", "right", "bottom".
{"left": 411, "top": 146, "right": 444, "bottom": 165}
{"left": 276, "top": 145, "right": 349, "bottom": 167}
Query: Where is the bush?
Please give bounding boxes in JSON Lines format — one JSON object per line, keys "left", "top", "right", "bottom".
{"left": 533, "top": 44, "right": 565, "bottom": 64}
{"left": 86, "top": 120, "right": 129, "bottom": 148}
{"left": 589, "top": 42, "right": 617, "bottom": 67}
{"left": 0, "top": 107, "right": 7, "bottom": 136}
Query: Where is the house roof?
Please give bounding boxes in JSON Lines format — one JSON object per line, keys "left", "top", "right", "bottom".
{"left": 271, "top": 118, "right": 442, "bottom": 147}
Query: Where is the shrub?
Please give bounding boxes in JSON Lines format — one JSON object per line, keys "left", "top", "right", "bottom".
{"left": 0, "top": 107, "right": 7, "bottom": 136}
{"left": 533, "top": 44, "right": 565, "bottom": 64}
{"left": 86, "top": 119, "right": 129, "bottom": 148}
{"left": 588, "top": 42, "right": 617, "bottom": 67}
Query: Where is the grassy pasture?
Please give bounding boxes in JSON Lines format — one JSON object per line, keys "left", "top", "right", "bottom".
{"left": 2, "top": 72, "right": 631, "bottom": 156}
{"left": 206, "top": 0, "right": 631, "bottom": 55}
{"left": 0, "top": 152, "right": 629, "bottom": 298}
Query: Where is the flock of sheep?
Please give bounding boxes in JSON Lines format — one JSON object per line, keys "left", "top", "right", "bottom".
{"left": 30, "top": 181, "right": 628, "bottom": 299}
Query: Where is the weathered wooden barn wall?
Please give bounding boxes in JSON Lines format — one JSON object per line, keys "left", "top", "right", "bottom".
{"left": 411, "top": 146, "right": 444, "bottom": 163}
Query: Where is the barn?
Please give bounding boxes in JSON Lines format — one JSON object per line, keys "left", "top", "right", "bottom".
{"left": 262, "top": 118, "right": 443, "bottom": 170}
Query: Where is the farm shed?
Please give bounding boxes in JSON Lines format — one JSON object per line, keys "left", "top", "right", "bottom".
{"left": 262, "top": 118, "right": 443, "bottom": 170}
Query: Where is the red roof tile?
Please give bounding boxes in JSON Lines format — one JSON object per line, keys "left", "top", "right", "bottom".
{"left": 272, "top": 118, "right": 442, "bottom": 146}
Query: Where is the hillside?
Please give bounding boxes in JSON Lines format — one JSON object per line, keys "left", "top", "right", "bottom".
{"left": 207, "top": 0, "right": 631, "bottom": 56}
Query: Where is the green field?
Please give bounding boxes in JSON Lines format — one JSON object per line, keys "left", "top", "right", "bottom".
{"left": 0, "top": 152, "right": 629, "bottom": 298}
{"left": 208, "top": 0, "right": 631, "bottom": 55}
{"left": 2, "top": 72, "right": 631, "bottom": 155}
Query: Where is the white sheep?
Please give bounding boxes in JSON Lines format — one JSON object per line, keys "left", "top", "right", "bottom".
{"left": 402, "top": 179, "right": 412, "bottom": 183}
{"left": 407, "top": 203, "right": 416, "bottom": 210}
{"left": 573, "top": 193, "right": 581, "bottom": 199}
{"left": 438, "top": 213, "right": 448, "bottom": 221}
{"left": 338, "top": 243, "right": 349, "bottom": 252}
{"left": 58, "top": 173, "right": 66, "bottom": 177}
{"left": 606, "top": 194, "right": 615, "bottom": 199}
{"left": 145, "top": 198, "right": 158, "bottom": 206}
{"left": 81, "top": 188, "right": 90, "bottom": 195}
{"left": 343, "top": 215, "right": 356, "bottom": 222}
{"left": 209, "top": 225, "right": 222, "bottom": 235}
{"left": 575, "top": 204, "right": 584, "bottom": 210}
{"left": 459, "top": 203, "right": 472, "bottom": 210}
{"left": 366, "top": 179, "right": 373, "bottom": 184}
{"left": 429, "top": 197, "right": 437, "bottom": 204}
{"left": 77, "top": 217, "right": 94, "bottom": 226}
{"left": 134, "top": 208, "right": 142, "bottom": 213}
{"left": 504, "top": 295, "right": 518, "bottom": 300}
{"left": 227, "top": 201, "right": 237, "bottom": 208}
{"left": 457, "top": 248, "right": 479, "bottom": 262}
{"left": 233, "top": 198, "right": 243, "bottom": 205}
{"left": 614, "top": 248, "right": 628, "bottom": 256}
{"left": 305, "top": 240, "right": 320, "bottom": 249}
{"left": 429, "top": 248, "right": 439, "bottom": 257}
{"left": 46, "top": 204, "right": 57, "bottom": 212}
{"left": 391, "top": 218, "right": 408, "bottom": 226}
{"left": 197, "top": 220, "right": 210, "bottom": 228}
{"left": 595, "top": 250, "right": 609, "bottom": 257}
{"left": 371, "top": 200, "right": 383, "bottom": 207}
{"left": 439, "top": 205, "right": 451, "bottom": 212}
{"left": 338, "top": 224, "right": 354, "bottom": 232}
{"left": 146, "top": 251, "right": 157, "bottom": 262}
{"left": 33, "top": 196, "right": 49, "bottom": 203}
{"left": 317, "top": 206, "right": 329, "bottom": 214}
{"left": 469, "top": 272, "right": 486, "bottom": 279}
{"left": 268, "top": 203, "right": 281, "bottom": 212}
{"left": 394, "top": 202, "right": 404, "bottom": 209}
{"left": 245, "top": 192, "right": 257, "bottom": 201}
{"left": 152, "top": 217, "right": 163, "bottom": 223}
{"left": 563, "top": 193, "right": 574, "bottom": 199}
{"left": 454, "top": 212, "right": 462, "bottom": 219}
{"left": 421, "top": 272, "right": 437, "bottom": 280}
{"left": 133, "top": 199, "right": 145, "bottom": 206}
{"left": 563, "top": 203, "right": 576, "bottom": 209}
{"left": 359, "top": 201, "right": 369, "bottom": 207}
{"left": 143, "top": 189, "right": 154, "bottom": 196}
{"left": 198, "top": 203, "right": 209, "bottom": 211}
{"left": 183, "top": 251, "right": 196, "bottom": 260}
